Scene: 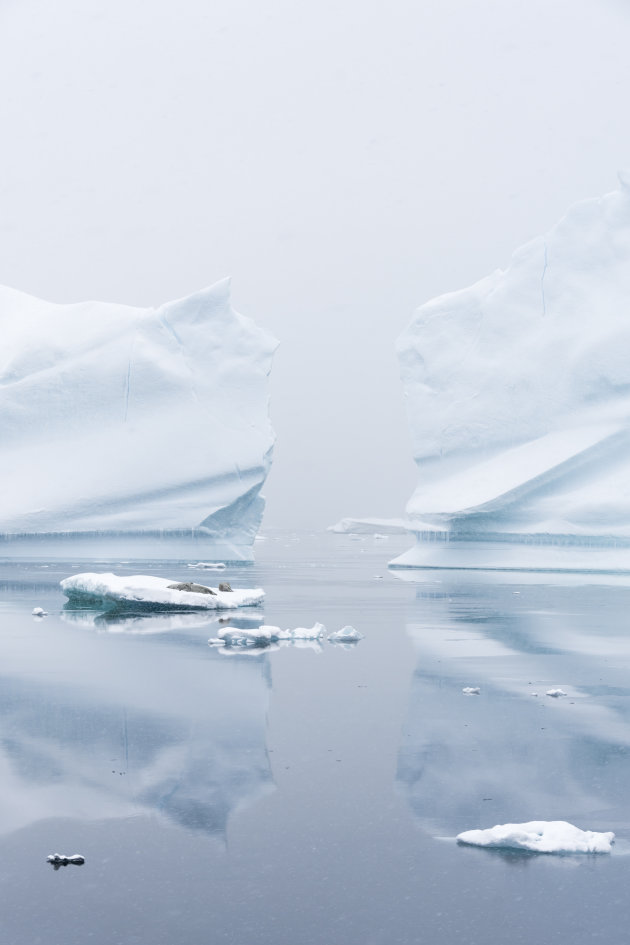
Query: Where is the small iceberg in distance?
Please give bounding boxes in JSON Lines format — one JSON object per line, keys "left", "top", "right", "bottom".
{"left": 61, "top": 573, "right": 264, "bottom": 611}
{"left": 456, "top": 820, "right": 615, "bottom": 854}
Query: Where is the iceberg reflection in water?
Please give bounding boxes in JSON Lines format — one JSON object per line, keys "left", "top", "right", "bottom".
{"left": 0, "top": 588, "right": 273, "bottom": 840}
{"left": 396, "top": 570, "right": 630, "bottom": 843}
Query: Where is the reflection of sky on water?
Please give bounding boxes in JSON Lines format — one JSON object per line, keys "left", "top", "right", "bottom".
{"left": 0, "top": 585, "right": 273, "bottom": 840}
{"left": 396, "top": 575, "right": 630, "bottom": 839}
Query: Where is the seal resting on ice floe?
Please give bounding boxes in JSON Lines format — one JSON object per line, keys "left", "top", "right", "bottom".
{"left": 166, "top": 582, "right": 216, "bottom": 595}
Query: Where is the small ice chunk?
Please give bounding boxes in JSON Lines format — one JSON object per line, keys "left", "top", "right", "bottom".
{"left": 32, "top": 607, "right": 48, "bottom": 617}
{"left": 290, "top": 622, "right": 326, "bottom": 639}
{"left": 456, "top": 821, "right": 614, "bottom": 854}
{"left": 328, "top": 626, "right": 364, "bottom": 643}
{"left": 187, "top": 562, "right": 226, "bottom": 570}
{"left": 546, "top": 689, "right": 567, "bottom": 698}
{"left": 462, "top": 687, "right": 480, "bottom": 695}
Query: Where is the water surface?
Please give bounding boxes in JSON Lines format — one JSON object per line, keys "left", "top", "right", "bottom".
{"left": 1, "top": 533, "right": 629, "bottom": 944}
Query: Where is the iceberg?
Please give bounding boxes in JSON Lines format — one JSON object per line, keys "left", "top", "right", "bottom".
{"left": 456, "top": 821, "right": 614, "bottom": 854}
{"left": 0, "top": 279, "right": 277, "bottom": 560}
{"left": 393, "top": 174, "right": 630, "bottom": 570}
{"left": 61, "top": 572, "right": 265, "bottom": 610}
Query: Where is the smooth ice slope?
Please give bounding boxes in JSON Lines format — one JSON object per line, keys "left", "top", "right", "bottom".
{"left": 394, "top": 174, "right": 630, "bottom": 564}
{"left": 0, "top": 280, "right": 277, "bottom": 558}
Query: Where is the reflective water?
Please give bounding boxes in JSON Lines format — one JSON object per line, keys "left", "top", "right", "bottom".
{"left": 1, "top": 533, "right": 630, "bottom": 944}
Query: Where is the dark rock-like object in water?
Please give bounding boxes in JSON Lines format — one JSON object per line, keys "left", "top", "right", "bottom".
{"left": 47, "top": 854, "right": 85, "bottom": 869}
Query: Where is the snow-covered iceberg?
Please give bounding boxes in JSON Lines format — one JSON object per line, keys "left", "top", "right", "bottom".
{"left": 457, "top": 821, "right": 614, "bottom": 854}
{"left": 61, "top": 572, "right": 265, "bottom": 610}
{"left": 393, "top": 174, "right": 630, "bottom": 569}
{"left": 0, "top": 279, "right": 277, "bottom": 560}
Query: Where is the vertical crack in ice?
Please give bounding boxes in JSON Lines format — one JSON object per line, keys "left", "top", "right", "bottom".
{"left": 123, "top": 357, "right": 132, "bottom": 422}
{"left": 541, "top": 241, "right": 548, "bottom": 317}
{"left": 123, "top": 334, "right": 137, "bottom": 422}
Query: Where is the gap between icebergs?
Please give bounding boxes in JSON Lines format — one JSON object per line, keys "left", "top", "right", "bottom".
{"left": 456, "top": 821, "right": 614, "bottom": 854}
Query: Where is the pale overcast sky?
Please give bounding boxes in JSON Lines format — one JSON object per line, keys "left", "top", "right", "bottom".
{"left": 1, "top": 0, "right": 629, "bottom": 527}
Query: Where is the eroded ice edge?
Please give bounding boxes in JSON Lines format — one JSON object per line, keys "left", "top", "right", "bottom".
{"left": 0, "top": 279, "right": 277, "bottom": 560}
{"left": 456, "top": 821, "right": 615, "bottom": 854}
{"left": 61, "top": 573, "right": 264, "bottom": 611}
{"left": 392, "top": 173, "right": 630, "bottom": 572}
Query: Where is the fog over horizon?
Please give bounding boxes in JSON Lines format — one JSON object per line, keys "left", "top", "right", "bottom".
{"left": 1, "top": 0, "right": 629, "bottom": 529}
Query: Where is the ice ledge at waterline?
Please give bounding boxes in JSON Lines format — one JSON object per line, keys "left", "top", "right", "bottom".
{"left": 392, "top": 172, "right": 630, "bottom": 569}
{"left": 0, "top": 280, "right": 277, "bottom": 559}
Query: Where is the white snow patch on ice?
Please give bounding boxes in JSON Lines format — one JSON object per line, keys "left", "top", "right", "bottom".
{"left": 61, "top": 573, "right": 264, "bottom": 610}
{"left": 456, "top": 821, "right": 614, "bottom": 854}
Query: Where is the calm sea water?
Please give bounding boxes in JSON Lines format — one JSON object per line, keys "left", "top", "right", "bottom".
{"left": 1, "top": 531, "right": 630, "bottom": 944}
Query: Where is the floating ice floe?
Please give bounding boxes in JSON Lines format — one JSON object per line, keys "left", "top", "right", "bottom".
{"left": 209, "top": 623, "right": 326, "bottom": 650}
{"left": 327, "top": 626, "right": 364, "bottom": 644}
{"left": 546, "top": 688, "right": 567, "bottom": 698}
{"left": 462, "top": 687, "right": 480, "bottom": 695}
{"left": 187, "top": 562, "right": 227, "bottom": 571}
{"left": 61, "top": 573, "right": 264, "bottom": 611}
{"left": 32, "top": 607, "right": 47, "bottom": 617}
{"left": 456, "top": 820, "right": 614, "bottom": 854}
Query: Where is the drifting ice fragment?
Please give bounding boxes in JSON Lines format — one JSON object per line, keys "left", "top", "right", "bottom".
{"left": 61, "top": 573, "right": 264, "bottom": 611}
{"left": 187, "top": 562, "right": 227, "bottom": 571}
{"left": 211, "top": 622, "right": 326, "bottom": 648}
{"left": 456, "top": 821, "right": 614, "bottom": 854}
{"left": 327, "top": 626, "right": 364, "bottom": 643}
